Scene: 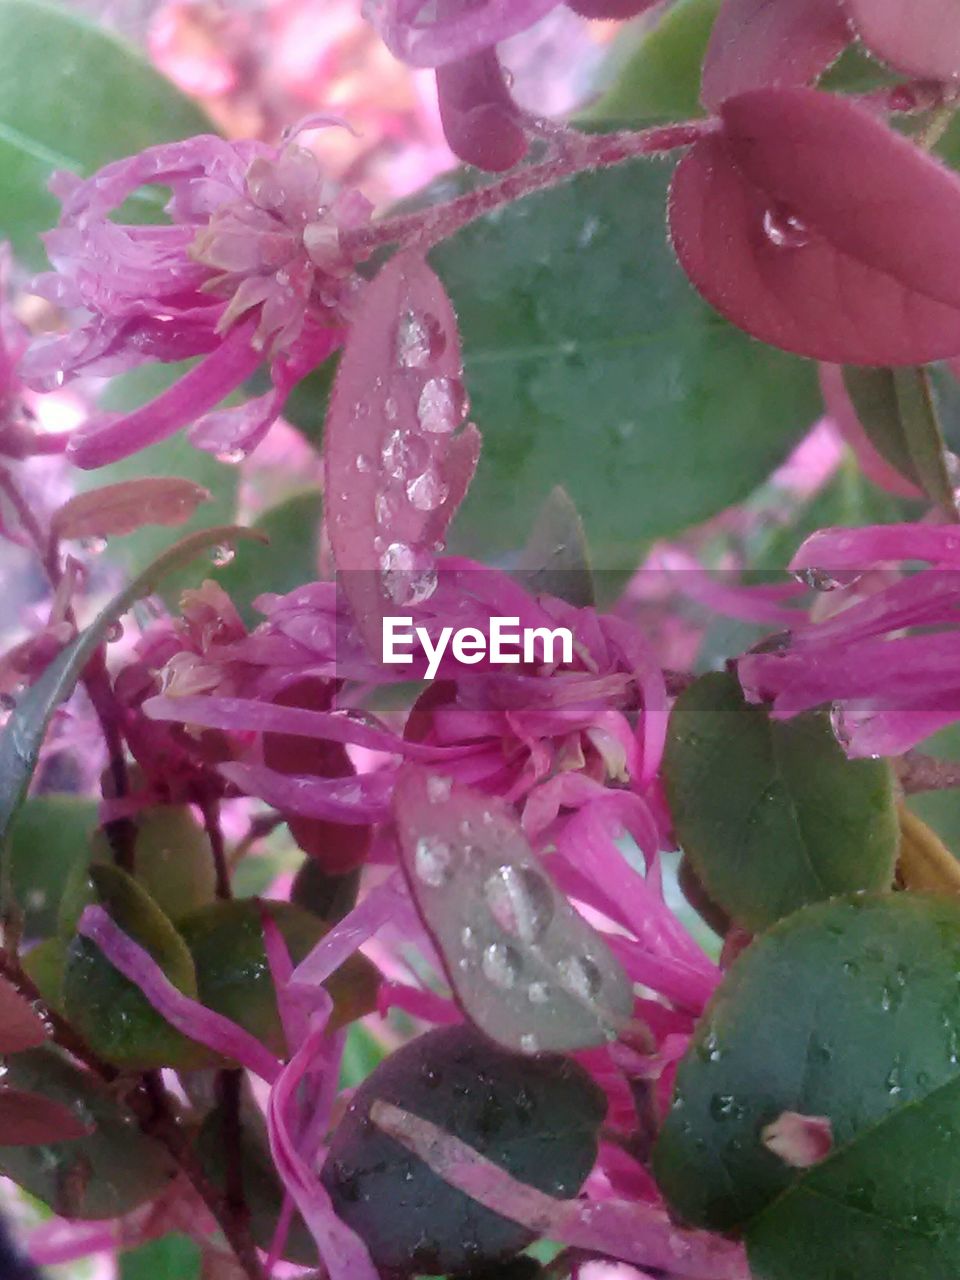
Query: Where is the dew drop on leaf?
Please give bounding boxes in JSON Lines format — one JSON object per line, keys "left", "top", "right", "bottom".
{"left": 415, "top": 836, "right": 455, "bottom": 888}
{"left": 762, "top": 206, "right": 810, "bottom": 250}
{"left": 482, "top": 942, "right": 522, "bottom": 989}
{"left": 417, "top": 377, "right": 467, "bottom": 434}
{"left": 396, "top": 309, "right": 446, "bottom": 369}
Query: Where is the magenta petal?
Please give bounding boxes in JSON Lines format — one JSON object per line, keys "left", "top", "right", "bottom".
{"left": 292, "top": 872, "right": 407, "bottom": 989}
{"left": 369, "top": 0, "right": 561, "bottom": 67}
{"left": 790, "top": 524, "right": 960, "bottom": 572}
{"left": 67, "top": 321, "right": 262, "bottom": 468}
{"left": 847, "top": 0, "right": 960, "bottom": 80}
{"left": 218, "top": 760, "right": 396, "bottom": 821}
{"left": 325, "top": 250, "right": 479, "bottom": 653}
{"left": 670, "top": 89, "right": 960, "bottom": 364}
{"left": 701, "top": 0, "right": 850, "bottom": 111}
{"left": 77, "top": 905, "right": 283, "bottom": 1081}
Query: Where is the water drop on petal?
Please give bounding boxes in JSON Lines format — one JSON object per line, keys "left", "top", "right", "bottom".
{"left": 407, "top": 468, "right": 449, "bottom": 511}
{"left": 396, "top": 309, "right": 446, "bottom": 369}
{"left": 762, "top": 206, "right": 810, "bottom": 249}
{"left": 417, "top": 377, "right": 467, "bottom": 434}
{"left": 415, "top": 836, "right": 455, "bottom": 887}
{"left": 209, "top": 543, "right": 235, "bottom": 567}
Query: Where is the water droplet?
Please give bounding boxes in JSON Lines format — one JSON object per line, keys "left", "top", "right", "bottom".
{"left": 520, "top": 1033, "right": 539, "bottom": 1054}
{"left": 396, "top": 310, "right": 446, "bottom": 369}
{"left": 481, "top": 942, "right": 522, "bottom": 989}
{"left": 484, "top": 865, "right": 554, "bottom": 944}
{"left": 426, "top": 775, "right": 452, "bottom": 803}
{"left": 375, "top": 487, "right": 404, "bottom": 528}
{"left": 709, "top": 1093, "right": 737, "bottom": 1121}
{"left": 382, "top": 430, "right": 429, "bottom": 480}
{"left": 209, "top": 543, "right": 235, "bottom": 567}
{"left": 830, "top": 702, "right": 852, "bottom": 751}
{"left": 417, "top": 377, "right": 467, "bottom": 434}
{"left": 79, "top": 536, "right": 107, "bottom": 555}
{"left": 460, "top": 926, "right": 477, "bottom": 951}
{"left": 407, "top": 468, "right": 449, "bottom": 512}
{"left": 414, "top": 836, "right": 454, "bottom": 887}
{"left": 793, "top": 566, "right": 845, "bottom": 591}
{"left": 105, "top": 621, "right": 124, "bottom": 643}
{"left": 763, "top": 206, "right": 810, "bottom": 249}
{"left": 215, "top": 447, "right": 247, "bottom": 465}
{"left": 380, "top": 542, "right": 437, "bottom": 606}
{"left": 558, "top": 954, "right": 603, "bottom": 1001}
{"left": 356, "top": 453, "right": 373, "bottom": 472}
{"left": 528, "top": 981, "right": 550, "bottom": 1004}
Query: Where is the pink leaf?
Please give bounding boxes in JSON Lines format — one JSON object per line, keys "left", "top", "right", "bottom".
{"left": 669, "top": 88, "right": 960, "bottom": 364}
{"left": 0, "top": 1088, "right": 93, "bottom": 1145}
{"left": 436, "top": 50, "right": 528, "bottom": 173}
{"left": 0, "top": 975, "right": 49, "bottom": 1053}
{"left": 370, "top": 1101, "right": 750, "bottom": 1279}
{"left": 393, "top": 767, "right": 635, "bottom": 1054}
{"left": 701, "top": 0, "right": 850, "bottom": 110}
{"left": 761, "top": 1111, "right": 833, "bottom": 1168}
{"left": 325, "top": 250, "right": 480, "bottom": 653}
{"left": 51, "top": 477, "right": 211, "bottom": 542}
{"left": 847, "top": 0, "right": 960, "bottom": 80}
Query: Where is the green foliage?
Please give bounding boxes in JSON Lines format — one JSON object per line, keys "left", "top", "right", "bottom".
{"left": 7, "top": 795, "right": 98, "bottom": 937}
{"left": 664, "top": 673, "right": 899, "bottom": 929}
{"left": 119, "top": 1235, "right": 201, "bottom": 1280}
{"left": 654, "top": 894, "right": 960, "bottom": 1279}
{"left": 0, "top": 0, "right": 211, "bottom": 266}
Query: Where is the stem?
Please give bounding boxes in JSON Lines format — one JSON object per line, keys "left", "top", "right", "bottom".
{"left": 200, "top": 796, "right": 232, "bottom": 900}
{"left": 345, "top": 121, "right": 712, "bottom": 257}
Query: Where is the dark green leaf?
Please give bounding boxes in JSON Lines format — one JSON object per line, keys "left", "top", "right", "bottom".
{"left": 654, "top": 894, "right": 960, "bottom": 1280}
{"left": 322, "top": 1025, "right": 605, "bottom": 1277}
{"left": 210, "top": 488, "right": 322, "bottom": 627}
{"left": 582, "top": 0, "right": 720, "bottom": 125}
{"left": 7, "top": 795, "right": 98, "bottom": 936}
{"left": 429, "top": 161, "right": 820, "bottom": 569}
{"left": 906, "top": 723, "right": 960, "bottom": 855}
{"left": 0, "top": 0, "right": 211, "bottom": 266}
{"left": 0, "top": 1045, "right": 178, "bottom": 1217}
{"left": 120, "top": 1235, "right": 201, "bottom": 1280}
{"left": 0, "top": 523, "right": 260, "bottom": 851}
{"left": 842, "top": 366, "right": 958, "bottom": 517}
{"left": 512, "top": 486, "right": 594, "bottom": 607}
{"left": 663, "top": 672, "right": 899, "bottom": 930}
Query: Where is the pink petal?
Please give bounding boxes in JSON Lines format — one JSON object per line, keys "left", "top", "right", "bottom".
{"left": 51, "top": 477, "right": 211, "bottom": 541}
{"left": 761, "top": 1111, "right": 833, "bottom": 1168}
{"left": 67, "top": 321, "right": 262, "bottom": 468}
{"left": 790, "top": 523, "right": 960, "bottom": 572}
{"left": 847, "top": 0, "right": 960, "bottom": 80}
{"left": 370, "top": 1101, "right": 750, "bottom": 1279}
{"left": 292, "top": 872, "right": 408, "bottom": 989}
{"left": 0, "top": 974, "right": 50, "bottom": 1052}
{"left": 0, "top": 1089, "right": 93, "bottom": 1145}
{"left": 701, "top": 0, "right": 850, "bottom": 111}
{"left": 669, "top": 89, "right": 960, "bottom": 364}
{"left": 369, "top": 0, "right": 561, "bottom": 67}
{"left": 325, "top": 250, "right": 479, "bottom": 653}
{"left": 218, "top": 761, "right": 396, "bottom": 822}
{"left": 77, "top": 905, "right": 282, "bottom": 1082}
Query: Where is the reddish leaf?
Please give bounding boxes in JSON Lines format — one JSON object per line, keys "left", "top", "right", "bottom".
{"left": 0, "top": 976, "right": 48, "bottom": 1053}
{"left": 325, "top": 250, "right": 480, "bottom": 653}
{"left": 669, "top": 89, "right": 960, "bottom": 364}
{"left": 51, "top": 478, "right": 210, "bottom": 542}
{"left": 847, "top": 0, "right": 960, "bottom": 80}
{"left": 0, "top": 1088, "right": 93, "bottom": 1145}
{"left": 394, "top": 768, "right": 634, "bottom": 1054}
{"left": 436, "top": 50, "right": 528, "bottom": 173}
{"left": 701, "top": 0, "right": 850, "bottom": 110}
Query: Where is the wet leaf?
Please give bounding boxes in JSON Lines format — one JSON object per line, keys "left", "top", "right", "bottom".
{"left": 63, "top": 863, "right": 211, "bottom": 1070}
{"left": 663, "top": 673, "right": 899, "bottom": 930}
{"left": 0, "top": 1088, "right": 92, "bottom": 1145}
{"left": 325, "top": 249, "right": 480, "bottom": 652}
{"left": 21, "top": 937, "right": 67, "bottom": 1016}
{"left": 0, "top": 1045, "right": 178, "bottom": 1217}
{"left": 0, "top": 975, "right": 48, "bottom": 1053}
{"left": 177, "top": 898, "right": 378, "bottom": 1056}
{"left": 700, "top": 0, "right": 850, "bottom": 111}
{"left": 841, "top": 365, "right": 958, "bottom": 517}
{"left": 51, "top": 478, "right": 211, "bottom": 543}
{"left": 653, "top": 894, "right": 960, "bottom": 1279}
{"left": 0, "top": 524, "right": 261, "bottom": 852}
{"left": 321, "top": 1024, "right": 605, "bottom": 1277}
{"left": 8, "top": 795, "right": 98, "bottom": 937}
{"left": 394, "top": 769, "right": 634, "bottom": 1053}
{"left": 513, "top": 486, "right": 594, "bottom": 608}
{"left": 670, "top": 88, "right": 960, "bottom": 364}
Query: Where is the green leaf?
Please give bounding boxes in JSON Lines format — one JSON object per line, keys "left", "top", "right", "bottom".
{"left": 429, "top": 161, "right": 820, "bottom": 569}
{"left": 0, "top": 522, "right": 261, "bottom": 851}
{"left": 81, "top": 363, "right": 241, "bottom": 600}
{"left": 663, "top": 673, "right": 899, "bottom": 930}
{"left": 583, "top": 0, "right": 720, "bottom": 125}
{"left": 7, "top": 795, "right": 98, "bottom": 936}
{"left": 653, "top": 894, "right": 960, "bottom": 1280}
{"left": 0, "top": 0, "right": 211, "bottom": 267}
{"left": 512, "top": 486, "right": 595, "bottom": 607}
{"left": 339, "top": 1021, "right": 388, "bottom": 1090}
{"left": 905, "top": 723, "right": 960, "bottom": 855}
{"left": 842, "top": 366, "right": 958, "bottom": 517}
{"left": 120, "top": 1235, "right": 201, "bottom": 1280}
{"left": 210, "top": 488, "right": 322, "bottom": 627}
{"left": 0, "top": 1044, "right": 178, "bottom": 1217}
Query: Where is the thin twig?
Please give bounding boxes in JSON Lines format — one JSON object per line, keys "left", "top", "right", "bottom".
{"left": 200, "top": 795, "right": 232, "bottom": 900}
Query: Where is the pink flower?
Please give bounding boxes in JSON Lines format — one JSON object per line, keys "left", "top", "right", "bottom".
{"left": 22, "top": 132, "right": 371, "bottom": 467}
{"left": 739, "top": 523, "right": 960, "bottom": 756}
